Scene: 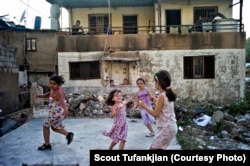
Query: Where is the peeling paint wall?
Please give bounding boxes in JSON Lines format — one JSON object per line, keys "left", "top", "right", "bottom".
{"left": 139, "top": 49, "right": 245, "bottom": 103}
{"left": 58, "top": 48, "right": 245, "bottom": 103}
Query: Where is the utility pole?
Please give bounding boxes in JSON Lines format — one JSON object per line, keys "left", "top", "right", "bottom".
{"left": 239, "top": 0, "right": 243, "bottom": 32}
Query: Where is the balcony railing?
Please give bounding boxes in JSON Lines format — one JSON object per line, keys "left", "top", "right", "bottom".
{"left": 59, "top": 20, "right": 244, "bottom": 35}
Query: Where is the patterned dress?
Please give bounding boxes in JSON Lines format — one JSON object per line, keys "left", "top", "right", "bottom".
{"left": 151, "top": 92, "right": 178, "bottom": 149}
{"left": 43, "top": 96, "right": 65, "bottom": 129}
{"left": 102, "top": 105, "right": 128, "bottom": 143}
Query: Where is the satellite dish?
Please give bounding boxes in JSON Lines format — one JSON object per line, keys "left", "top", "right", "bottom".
{"left": 19, "top": 10, "right": 26, "bottom": 23}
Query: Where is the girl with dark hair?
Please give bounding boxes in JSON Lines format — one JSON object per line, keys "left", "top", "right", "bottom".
{"left": 102, "top": 89, "right": 135, "bottom": 150}
{"left": 139, "top": 70, "right": 177, "bottom": 150}
{"left": 131, "top": 78, "right": 157, "bottom": 137}
{"left": 36, "top": 75, "right": 74, "bottom": 151}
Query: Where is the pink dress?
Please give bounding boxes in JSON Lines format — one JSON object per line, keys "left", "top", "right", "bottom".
{"left": 151, "top": 92, "right": 178, "bottom": 149}
{"left": 102, "top": 105, "right": 128, "bottom": 143}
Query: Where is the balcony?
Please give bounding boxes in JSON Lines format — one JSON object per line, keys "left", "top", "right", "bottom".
{"left": 57, "top": 22, "right": 245, "bottom": 52}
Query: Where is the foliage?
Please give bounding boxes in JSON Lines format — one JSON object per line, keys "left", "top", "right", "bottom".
{"left": 246, "top": 37, "right": 250, "bottom": 62}
{"left": 227, "top": 98, "right": 248, "bottom": 116}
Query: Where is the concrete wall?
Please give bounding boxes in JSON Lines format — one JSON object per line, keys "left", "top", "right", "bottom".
{"left": 57, "top": 32, "right": 245, "bottom": 52}
{"left": 0, "top": 30, "right": 57, "bottom": 116}
{"left": 58, "top": 48, "right": 245, "bottom": 103}
{"left": 0, "top": 44, "right": 19, "bottom": 117}
{"left": 0, "top": 30, "right": 58, "bottom": 73}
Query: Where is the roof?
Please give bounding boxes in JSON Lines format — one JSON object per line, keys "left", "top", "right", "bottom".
{"left": 46, "top": 0, "right": 155, "bottom": 9}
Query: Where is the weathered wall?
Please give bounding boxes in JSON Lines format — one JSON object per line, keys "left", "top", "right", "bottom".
{"left": 58, "top": 48, "right": 245, "bottom": 103}
{"left": 57, "top": 32, "right": 246, "bottom": 52}
{"left": 138, "top": 49, "right": 245, "bottom": 103}
{"left": 0, "top": 45, "right": 19, "bottom": 117}
{"left": 0, "top": 30, "right": 58, "bottom": 72}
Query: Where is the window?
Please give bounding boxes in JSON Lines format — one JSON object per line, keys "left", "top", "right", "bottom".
{"left": 26, "top": 38, "right": 37, "bottom": 51}
{"left": 184, "top": 56, "right": 215, "bottom": 79}
{"left": 89, "top": 14, "right": 111, "bottom": 34}
{"left": 194, "top": 6, "right": 218, "bottom": 23}
{"left": 69, "top": 61, "right": 100, "bottom": 80}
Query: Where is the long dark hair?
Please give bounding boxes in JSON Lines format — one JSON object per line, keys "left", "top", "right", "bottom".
{"left": 50, "top": 75, "right": 65, "bottom": 85}
{"left": 105, "top": 89, "right": 121, "bottom": 106}
{"left": 154, "top": 70, "right": 176, "bottom": 102}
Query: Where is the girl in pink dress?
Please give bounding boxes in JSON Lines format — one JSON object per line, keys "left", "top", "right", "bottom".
{"left": 102, "top": 89, "right": 134, "bottom": 150}
{"left": 139, "top": 70, "right": 178, "bottom": 150}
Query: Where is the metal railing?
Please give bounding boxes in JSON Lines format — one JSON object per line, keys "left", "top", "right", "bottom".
{"left": 59, "top": 22, "right": 244, "bottom": 35}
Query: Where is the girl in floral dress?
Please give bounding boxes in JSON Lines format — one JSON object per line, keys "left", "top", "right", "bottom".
{"left": 102, "top": 89, "right": 135, "bottom": 150}
{"left": 36, "top": 75, "right": 74, "bottom": 150}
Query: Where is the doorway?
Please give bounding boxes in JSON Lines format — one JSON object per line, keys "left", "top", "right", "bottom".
{"left": 111, "top": 62, "right": 129, "bottom": 85}
{"left": 123, "top": 15, "right": 138, "bottom": 34}
{"left": 166, "top": 10, "right": 181, "bottom": 33}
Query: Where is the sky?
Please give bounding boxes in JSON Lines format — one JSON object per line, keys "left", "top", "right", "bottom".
{"left": 0, "top": 0, "right": 249, "bottom": 38}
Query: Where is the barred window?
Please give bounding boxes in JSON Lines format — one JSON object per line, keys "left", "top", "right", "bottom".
{"left": 194, "top": 6, "right": 218, "bottom": 23}
{"left": 89, "top": 14, "right": 110, "bottom": 34}
{"left": 184, "top": 56, "right": 215, "bottom": 79}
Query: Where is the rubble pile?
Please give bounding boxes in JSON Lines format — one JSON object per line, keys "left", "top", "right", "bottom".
{"left": 175, "top": 100, "right": 250, "bottom": 150}
{"left": 67, "top": 92, "right": 110, "bottom": 118}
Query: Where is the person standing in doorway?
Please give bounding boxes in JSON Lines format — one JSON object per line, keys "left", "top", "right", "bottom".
{"left": 36, "top": 75, "right": 74, "bottom": 150}
{"left": 131, "top": 78, "right": 157, "bottom": 137}
{"left": 139, "top": 70, "right": 178, "bottom": 150}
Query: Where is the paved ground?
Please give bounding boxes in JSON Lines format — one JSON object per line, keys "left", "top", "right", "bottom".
{"left": 0, "top": 117, "right": 181, "bottom": 166}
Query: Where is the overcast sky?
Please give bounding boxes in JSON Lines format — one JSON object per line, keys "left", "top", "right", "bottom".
{"left": 0, "top": 0, "right": 249, "bottom": 38}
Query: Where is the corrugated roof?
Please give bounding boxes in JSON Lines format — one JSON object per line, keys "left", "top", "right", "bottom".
{"left": 46, "top": 0, "right": 155, "bottom": 9}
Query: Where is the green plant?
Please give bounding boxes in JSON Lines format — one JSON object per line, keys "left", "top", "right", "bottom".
{"left": 176, "top": 127, "right": 200, "bottom": 150}
{"left": 227, "top": 98, "right": 248, "bottom": 116}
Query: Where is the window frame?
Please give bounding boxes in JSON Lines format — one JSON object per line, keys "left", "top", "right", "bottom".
{"left": 184, "top": 56, "right": 215, "bottom": 79}
{"left": 26, "top": 38, "right": 37, "bottom": 51}
{"left": 69, "top": 61, "right": 100, "bottom": 80}
{"left": 88, "top": 14, "right": 111, "bottom": 34}
{"left": 193, "top": 6, "right": 218, "bottom": 23}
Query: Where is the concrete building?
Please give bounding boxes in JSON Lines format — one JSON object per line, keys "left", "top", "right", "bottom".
{"left": 0, "top": 0, "right": 246, "bottom": 116}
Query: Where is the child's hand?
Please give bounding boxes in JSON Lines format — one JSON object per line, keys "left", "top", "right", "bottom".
{"left": 138, "top": 100, "right": 145, "bottom": 108}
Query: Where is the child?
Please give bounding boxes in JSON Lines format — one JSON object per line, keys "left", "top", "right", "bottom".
{"left": 36, "top": 75, "right": 74, "bottom": 151}
{"left": 120, "top": 78, "right": 129, "bottom": 85}
{"left": 131, "top": 78, "right": 157, "bottom": 137}
{"left": 110, "top": 79, "right": 115, "bottom": 87}
{"left": 139, "top": 70, "right": 177, "bottom": 150}
{"left": 102, "top": 89, "right": 134, "bottom": 150}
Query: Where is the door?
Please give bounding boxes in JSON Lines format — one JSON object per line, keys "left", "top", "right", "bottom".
{"left": 123, "top": 15, "right": 137, "bottom": 34}
{"left": 111, "top": 63, "right": 129, "bottom": 84}
{"left": 166, "top": 10, "right": 181, "bottom": 33}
